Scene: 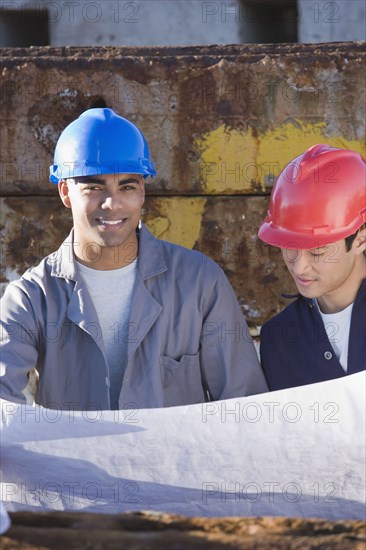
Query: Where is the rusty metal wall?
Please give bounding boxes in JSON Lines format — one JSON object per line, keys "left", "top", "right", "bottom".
{"left": 1, "top": 43, "right": 365, "bottom": 331}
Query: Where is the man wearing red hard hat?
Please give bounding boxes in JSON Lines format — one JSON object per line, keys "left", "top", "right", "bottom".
{"left": 258, "top": 144, "right": 366, "bottom": 390}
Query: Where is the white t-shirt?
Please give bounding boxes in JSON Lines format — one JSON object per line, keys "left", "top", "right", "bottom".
{"left": 317, "top": 301, "right": 354, "bottom": 373}
{"left": 77, "top": 260, "right": 137, "bottom": 408}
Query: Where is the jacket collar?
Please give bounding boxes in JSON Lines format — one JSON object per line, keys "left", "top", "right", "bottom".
{"left": 49, "top": 224, "right": 167, "bottom": 281}
{"left": 356, "top": 277, "right": 366, "bottom": 299}
{"left": 49, "top": 229, "right": 78, "bottom": 281}
{"left": 137, "top": 224, "right": 168, "bottom": 280}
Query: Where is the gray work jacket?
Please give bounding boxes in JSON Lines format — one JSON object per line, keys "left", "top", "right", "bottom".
{"left": 0, "top": 225, "right": 268, "bottom": 409}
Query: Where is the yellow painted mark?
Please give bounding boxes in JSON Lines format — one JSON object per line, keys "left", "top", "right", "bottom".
{"left": 196, "top": 125, "right": 258, "bottom": 193}
{"left": 196, "top": 120, "right": 366, "bottom": 193}
{"left": 144, "top": 197, "right": 206, "bottom": 249}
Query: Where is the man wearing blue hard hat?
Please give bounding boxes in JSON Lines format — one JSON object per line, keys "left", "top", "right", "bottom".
{"left": 1, "top": 108, "right": 267, "bottom": 410}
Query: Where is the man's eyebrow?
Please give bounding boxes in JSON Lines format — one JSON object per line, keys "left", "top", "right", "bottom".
{"left": 73, "top": 176, "right": 140, "bottom": 185}
{"left": 74, "top": 177, "right": 106, "bottom": 184}
{"left": 311, "top": 246, "right": 328, "bottom": 252}
{"left": 118, "top": 177, "right": 140, "bottom": 185}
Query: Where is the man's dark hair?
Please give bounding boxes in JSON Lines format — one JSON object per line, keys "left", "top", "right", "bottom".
{"left": 345, "top": 224, "right": 366, "bottom": 252}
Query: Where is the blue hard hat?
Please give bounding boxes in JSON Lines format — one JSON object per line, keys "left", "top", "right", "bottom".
{"left": 49, "top": 108, "right": 156, "bottom": 184}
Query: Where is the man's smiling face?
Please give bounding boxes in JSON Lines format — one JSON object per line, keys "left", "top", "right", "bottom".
{"left": 58, "top": 173, "right": 145, "bottom": 268}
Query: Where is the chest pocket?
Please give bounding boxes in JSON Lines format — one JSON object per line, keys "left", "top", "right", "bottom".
{"left": 160, "top": 354, "right": 205, "bottom": 407}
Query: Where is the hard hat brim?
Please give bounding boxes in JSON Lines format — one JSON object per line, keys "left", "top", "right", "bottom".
{"left": 49, "top": 162, "right": 156, "bottom": 184}
{"left": 258, "top": 219, "right": 364, "bottom": 250}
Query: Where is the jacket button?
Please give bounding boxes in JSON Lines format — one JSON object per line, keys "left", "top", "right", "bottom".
{"left": 324, "top": 351, "right": 333, "bottom": 360}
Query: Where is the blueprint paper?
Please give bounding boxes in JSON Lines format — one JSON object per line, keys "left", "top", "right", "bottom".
{"left": 0, "top": 501, "right": 11, "bottom": 534}
{"left": 0, "top": 372, "right": 365, "bottom": 520}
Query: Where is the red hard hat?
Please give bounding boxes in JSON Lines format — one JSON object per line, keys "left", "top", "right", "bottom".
{"left": 258, "top": 144, "right": 366, "bottom": 250}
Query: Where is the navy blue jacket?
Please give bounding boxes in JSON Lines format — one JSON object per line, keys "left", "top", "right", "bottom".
{"left": 260, "top": 279, "right": 366, "bottom": 391}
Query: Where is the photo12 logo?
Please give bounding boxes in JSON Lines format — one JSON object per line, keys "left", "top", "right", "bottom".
{"left": 201, "top": 480, "right": 340, "bottom": 504}
{"left": 201, "top": 1, "right": 340, "bottom": 24}
{"left": 0, "top": 2, "right": 140, "bottom": 24}
{"left": 201, "top": 400, "right": 340, "bottom": 424}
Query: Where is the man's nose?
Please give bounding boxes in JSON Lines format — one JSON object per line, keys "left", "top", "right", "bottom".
{"left": 101, "top": 192, "right": 121, "bottom": 210}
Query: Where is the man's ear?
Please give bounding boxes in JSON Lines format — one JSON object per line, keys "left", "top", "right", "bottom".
{"left": 353, "top": 226, "right": 366, "bottom": 255}
{"left": 58, "top": 180, "right": 72, "bottom": 209}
